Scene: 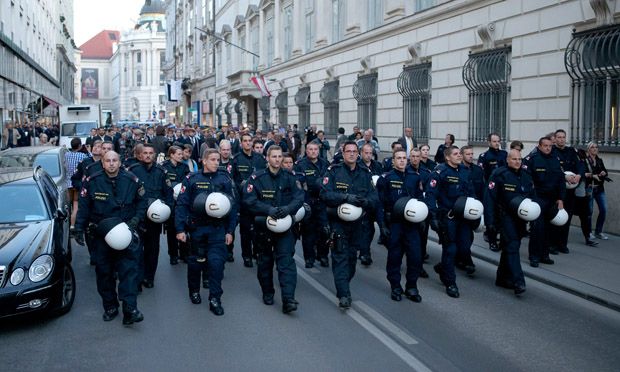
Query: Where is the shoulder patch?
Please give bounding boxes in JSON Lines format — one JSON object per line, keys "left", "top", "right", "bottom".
{"left": 246, "top": 183, "right": 253, "bottom": 193}
{"left": 323, "top": 176, "right": 329, "bottom": 185}
{"left": 138, "top": 185, "right": 146, "bottom": 197}
{"left": 488, "top": 181, "right": 495, "bottom": 190}
{"left": 430, "top": 179, "right": 437, "bottom": 188}
{"left": 80, "top": 188, "right": 88, "bottom": 197}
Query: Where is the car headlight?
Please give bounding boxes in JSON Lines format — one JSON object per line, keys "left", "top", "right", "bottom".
{"left": 10, "top": 267, "right": 25, "bottom": 286}
{"left": 28, "top": 255, "right": 54, "bottom": 283}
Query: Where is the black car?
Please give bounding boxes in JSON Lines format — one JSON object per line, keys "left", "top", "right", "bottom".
{"left": 0, "top": 167, "right": 75, "bottom": 318}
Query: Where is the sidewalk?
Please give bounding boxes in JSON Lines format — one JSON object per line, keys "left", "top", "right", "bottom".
{"left": 457, "top": 226, "right": 620, "bottom": 311}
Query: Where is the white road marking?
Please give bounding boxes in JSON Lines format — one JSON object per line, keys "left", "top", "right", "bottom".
{"left": 354, "top": 300, "right": 418, "bottom": 345}
{"left": 294, "top": 256, "right": 432, "bottom": 372}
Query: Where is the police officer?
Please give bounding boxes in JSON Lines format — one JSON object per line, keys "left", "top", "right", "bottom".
{"left": 217, "top": 139, "right": 235, "bottom": 261}
{"left": 382, "top": 142, "right": 403, "bottom": 172}
{"left": 243, "top": 146, "right": 304, "bottom": 314}
{"left": 83, "top": 141, "right": 115, "bottom": 177}
{"left": 294, "top": 142, "right": 330, "bottom": 268}
{"left": 552, "top": 129, "right": 583, "bottom": 254}
{"left": 425, "top": 145, "right": 476, "bottom": 298}
{"left": 358, "top": 143, "right": 384, "bottom": 266}
{"left": 175, "top": 149, "right": 237, "bottom": 316}
{"left": 231, "top": 133, "right": 267, "bottom": 267}
{"left": 74, "top": 151, "right": 147, "bottom": 325}
{"left": 161, "top": 145, "right": 190, "bottom": 264}
{"left": 478, "top": 133, "right": 507, "bottom": 252}
{"left": 485, "top": 149, "right": 535, "bottom": 295}
{"left": 376, "top": 149, "right": 424, "bottom": 302}
{"left": 407, "top": 148, "right": 431, "bottom": 278}
{"left": 320, "top": 141, "right": 385, "bottom": 309}
{"left": 127, "top": 144, "right": 173, "bottom": 289}
{"left": 524, "top": 136, "right": 566, "bottom": 267}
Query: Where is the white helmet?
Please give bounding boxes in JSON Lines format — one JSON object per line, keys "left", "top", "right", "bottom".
{"left": 403, "top": 199, "right": 429, "bottom": 223}
{"left": 294, "top": 203, "right": 311, "bottom": 222}
{"left": 511, "top": 197, "right": 541, "bottom": 222}
{"left": 266, "top": 215, "right": 293, "bottom": 233}
{"left": 371, "top": 175, "right": 380, "bottom": 187}
{"left": 337, "top": 203, "right": 363, "bottom": 222}
{"left": 173, "top": 183, "right": 182, "bottom": 200}
{"left": 97, "top": 218, "right": 133, "bottom": 251}
{"left": 550, "top": 208, "right": 569, "bottom": 226}
{"left": 147, "top": 199, "right": 171, "bottom": 223}
{"left": 205, "top": 192, "right": 232, "bottom": 218}
{"left": 564, "top": 171, "right": 578, "bottom": 190}
{"left": 453, "top": 196, "right": 484, "bottom": 221}
{"left": 473, "top": 215, "right": 485, "bottom": 233}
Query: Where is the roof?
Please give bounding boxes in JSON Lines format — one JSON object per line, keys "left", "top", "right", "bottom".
{"left": 79, "top": 30, "right": 120, "bottom": 60}
{"left": 140, "top": 0, "right": 165, "bottom": 15}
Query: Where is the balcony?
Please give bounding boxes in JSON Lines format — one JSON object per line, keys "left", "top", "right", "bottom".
{"left": 226, "top": 70, "right": 261, "bottom": 99}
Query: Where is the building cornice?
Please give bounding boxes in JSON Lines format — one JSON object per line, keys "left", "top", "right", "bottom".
{"left": 0, "top": 31, "right": 60, "bottom": 88}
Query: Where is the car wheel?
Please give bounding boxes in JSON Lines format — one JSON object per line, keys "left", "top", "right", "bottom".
{"left": 51, "top": 264, "right": 76, "bottom": 317}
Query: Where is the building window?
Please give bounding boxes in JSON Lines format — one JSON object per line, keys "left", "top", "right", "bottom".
{"left": 283, "top": 5, "right": 293, "bottom": 61}
{"left": 251, "top": 21, "right": 259, "bottom": 70}
{"left": 265, "top": 9, "right": 275, "bottom": 67}
{"left": 398, "top": 64, "right": 431, "bottom": 144}
{"left": 216, "top": 44, "right": 222, "bottom": 85}
{"left": 332, "top": 0, "right": 346, "bottom": 43}
{"left": 462, "top": 47, "right": 511, "bottom": 144}
{"left": 225, "top": 37, "right": 231, "bottom": 77}
{"left": 295, "top": 86, "right": 311, "bottom": 129}
{"left": 305, "top": 0, "right": 315, "bottom": 52}
{"left": 353, "top": 73, "right": 378, "bottom": 132}
{"left": 239, "top": 33, "right": 246, "bottom": 68}
{"left": 160, "top": 51, "right": 165, "bottom": 66}
{"left": 368, "top": 0, "right": 383, "bottom": 30}
{"left": 159, "top": 72, "right": 165, "bottom": 86}
{"left": 136, "top": 70, "right": 142, "bottom": 87}
{"left": 276, "top": 90, "right": 288, "bottom": 127}
{"left": 259, "top": 96, "right": 271, "bottom": 131}
{"left": 565, "top": 25, "right": 620, "bottom": 147}
{"left": 320, "top": 80, "right": 339, "bottom": 135}
{"left": 136, "top": 51, "right": 141, "bottom": 64}
{"left": 415, "top": 0, "right": 436, "bottom": 12}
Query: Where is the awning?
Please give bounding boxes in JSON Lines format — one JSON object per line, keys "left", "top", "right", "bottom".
{"left": 43, "top": 96, "right": 60, "bottom": 108}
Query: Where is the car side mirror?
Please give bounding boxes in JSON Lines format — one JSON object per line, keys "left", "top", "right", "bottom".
{"left": 55, "top": 208, "right": 68, "bottom": 220}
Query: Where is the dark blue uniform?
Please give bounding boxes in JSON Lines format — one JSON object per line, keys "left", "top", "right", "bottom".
{"left": 231, "top": 150, "right": 267, "bottom": 264}
{"left": 552, "top": 145, "right": 584, "bottom": 252}
{"left": 175, "top": 170, "right": 238, "bottom": 301}
{"left": 376, "top": 168, "right": 424, "bottom": 295}
{"left": 358, "top": 159, "right": 384, "bottom": 263}
{"left": 523, "top": 150, "right": 566, "bottom": 265}
{"left": 294, "top": 156, "right": 329, "bottom": 266}
{"left": 484, "top": 166, "right": 535, "bottom": 291}
{"left": 243, "top": 168, "right": 304, "bottom": 303}
{"left": 382, "top": 157, "right": 394, "bottom": 172}
{"left": 161, "top": 160, "right": 190, "bottom": 262}
{"left": 320, "top": 163, "right": 383, "bottom": 302}
{"left": 127, "top": 162, "right": 173, "bottom": 287}
{"left": 408, "top": 164, "right": 432, "bottom": 260}
{"left": 75, "top": 169, "right": 147, "bottom": 314}
{"left": 478, "top": 148, "right": 508, "bottom": 182}
{"left": 420, "top": 158, "right": 437, "bottom": 172}
{"left": 218, "top": 158, "right": 235, "bottom": 258}
{"left": 425, "top": 163, "right": 475, "bottom": 295}
{"left": 460, "top": 161, "right": 487, "bottom": 262}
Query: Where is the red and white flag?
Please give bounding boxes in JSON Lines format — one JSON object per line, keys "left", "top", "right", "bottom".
{"left": 251, "top": 75, "right": 272, "bottom": 97}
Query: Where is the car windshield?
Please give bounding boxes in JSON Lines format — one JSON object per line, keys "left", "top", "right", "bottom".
{"left": 0, "top": 184, "right": 49, "bottom": 223}
{"left": 62, "top": 121, "right": 98, "bottom": 137}
{"left": 0, "top": 153, "right": 60, "bottom": 177}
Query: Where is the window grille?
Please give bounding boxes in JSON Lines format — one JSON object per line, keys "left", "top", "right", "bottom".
{"left": 276, "top": 91, "right": 288, "bottom": 127}
{"left": 295, "top": 86, "right": 311, "bottom": 129}
{"left": 353, "top": 73, "right": 378, "bottom": 132}
{"left": 397, "top": 63, "right": 431, "bottom": 144}
{"left": 259, "top": 96, "right": 271, "bottom": 131}
{"left": 320, "top": 80, "right": 339, "bottom": 135}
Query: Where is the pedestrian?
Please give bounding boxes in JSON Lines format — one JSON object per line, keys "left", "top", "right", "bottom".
{"left": 127, "top": 144, "right": 174, "bottom": 289}
{"left": 376, "top": 149, "right": 424, "bottom": 302}
{"left": 65, "top": 137, "right": 88, "bottom": 230}
{"left": 218, "top": 140, "right": 235, "bottom": 261}
{"left": 74, "top": 151, "right": 147, "bottom": 325}
{"left": 294, "top": 142, "right": 330, "bottom": 268}
{"left": 356, "top": 130, "right": 380, "bottom": 161}
{"left": 1, "top": 121, "right": 21, "bottom": 149}
{"left": 320, "top": 141, "right": 384, "bottom": 309}
{"left": 312, "top": 130, "right": 331, "bottom": 160}
{"left": 419, "top": 144, "right": 437, "bottom": 171}
{"left": 243, "top": 146, "right": 305, "bottom": 314}
{"left": 161, "top": 145, "right": 191, "bottom": 264}
{"left": 334, "top": 127, "right": 347, "bottom": 153}
{"left": 397, "top": 127, "right": 418, "bottom": 159}
{"left": 425, "top": 145, "right": 476, "bottom": 298}
{"left": 585, "top": 142, "right": 610, "bottom": 240}
{"left": 407, "top": 148, "right": 431, "bottom": 278}
{"left": 434, "top": 134, "right": 454, "bottom": 164}
{"left": 574, "top": 148, "right": 598, "bottom": 247}
{"left": 175, "top": 149, "right": 237, "bottom": 315}
{"left": 484, "top": 149, "right": 535, "bottom": 295}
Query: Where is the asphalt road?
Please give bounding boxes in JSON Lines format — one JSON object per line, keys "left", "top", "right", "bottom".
{"left": 1, "top": 233, "right": 619, "bottom": 371}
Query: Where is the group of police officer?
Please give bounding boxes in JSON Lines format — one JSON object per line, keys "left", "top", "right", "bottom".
{"left": 71, "top": 127, "right": 580, "bottom": 324}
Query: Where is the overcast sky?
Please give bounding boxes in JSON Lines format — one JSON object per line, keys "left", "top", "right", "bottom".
{"left": 74, "top": 0, "right": 145, "bottom": 46}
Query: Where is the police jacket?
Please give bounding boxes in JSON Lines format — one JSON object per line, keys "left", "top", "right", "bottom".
{"left": 320, "top": 163, "right": 383, "bottom": 224}
{"left": 127, "top": 162, "right": 174, "bottom": 208}
{"left": 553, "top": 145, "right": 584, "bottom": 176}
{"left": 464, "top": 162, "right": 485, "bottom": 201}
{"left": 175, "top": 170, "right": 238, "bottom": 234}
{"left": 358, "top": 159, "right": 384, "bottom": 176}
{"left": 294, "top": 156, "right": 328, "bottom": 199}
{"left": 407, "top": 164, "right": 431, "bottom": 191}
{"left": 75, "top": 169, "right": 147, "bottom": 230}
{"left": 382, "top": 158, "right": 393, "bottom": 172}
{"left": 242, "top": 168, "right": 305, "bottom": 222}
{"left": 218, "top": 159, "right": 233, "bottom": 175}
{"left": 478, "top": 147, "right": 507, "bottom": 181}
{"left": 161, "top": 159, "right": 190, "bottom": 186}
{"left": 376, "top": 168, "right": 424, "bottom": 215}
{"left": 523, "top": 151, "right": 566, "bottom": 201}
{"left": 84, "top": 160, "right": 103, "bottom": 179}
{"left": 231, "top": 150, "right": 267, "bottom": 188}
{"left": 420, "top": 158, "right": 437, "bottom": 172}
{"left": 71, "top": 156, "right": 95, "bottom": 189}
{"left": 483, "top": 166, "right": 535, "bottom": 226}
{"left": 425, "top": 163, "right": 475, "bottom": 217}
